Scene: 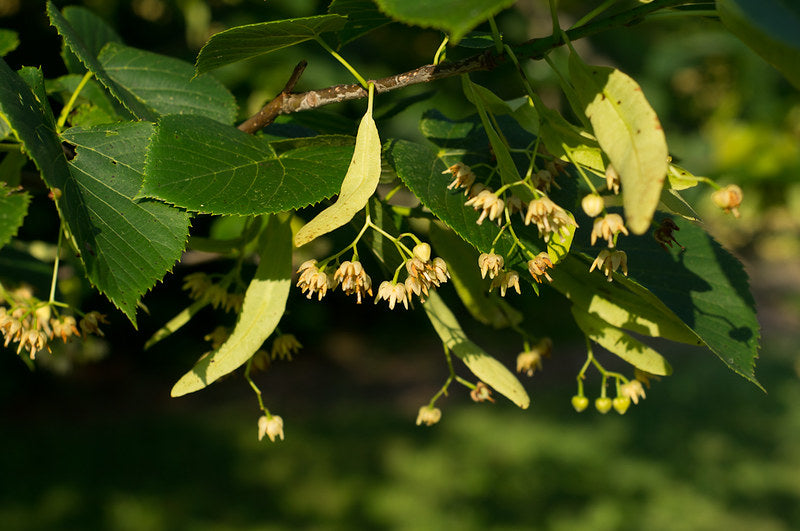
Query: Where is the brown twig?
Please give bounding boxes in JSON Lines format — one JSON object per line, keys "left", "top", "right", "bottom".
{"left": 237, "top": 60, "right": 308, "bottom": 133}
{"left": 236, "top": 0, "right": 689, "bottom": 134}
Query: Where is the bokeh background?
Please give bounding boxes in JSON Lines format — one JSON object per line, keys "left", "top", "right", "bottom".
{"left": 2, "top": 0, "right": 800, "bottom": 529}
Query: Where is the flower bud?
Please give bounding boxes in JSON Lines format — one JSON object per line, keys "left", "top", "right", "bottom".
{"left": 711, "top": 184, "right": 743, "bottom": 217}
{"left": 571, "top": 395, "right": 589, "bottom": 412}
{"left": 613, "top": 396, "right": 631, "bottom": 414}
{"left": 413, "top": 243, "right": 431, "bottom": 263}
{"left": 415, "top": 405, "right": 442, "bottom": 426}
{"left": 595, "top": 397, "right": 613, "bottom": 414}
{"left": 581, "top": 193, "right": 604, "bottom": 218}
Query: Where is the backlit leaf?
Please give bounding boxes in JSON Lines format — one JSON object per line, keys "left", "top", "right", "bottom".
{"left": 569, "top": 52, "right": 668, "bottom": 235}
{"left": 294, "top": 91, "right": 381, "bottom": 247}
{"left": 171, "top": 216, "right": 292, "bottom": 397}
{"left": 0, "top": 183, "right": 30, "bottom": 250}
{"left": 423, "top": 291, "right": 530, "bottom": 409}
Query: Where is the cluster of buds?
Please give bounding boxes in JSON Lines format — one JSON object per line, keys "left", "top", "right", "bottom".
{"left": 182, "top": 272, "right": 243, "bottom": 313}
{"left": 399, "top": 243, "right": 449, "bottom": 304}
{"left": 516, "top": 337, "right": 552, "bottom": 377}
{"left": 524, "top": 196, "right": 577, "bottom": 242}
{"left": 442, "top": 162, "right": 476, "bottom": 194}
{"left": 465, "top": 186, "right": 505, "bottom": 225}
{"left": 589, "top": 249, "right": 628, "bottom": 282}
{"left": 296, "top": 260, "right": 334, "bottom": 301}
{"left": 711, "top": 184, "right": 743, "bottom": 218}
{"left": 333, "top": 260, "right": 373, "bottom": 304}
{"left": 527, "top": 252, "right": 554, "bottom": 283}
{"left": 0, "top": 285, "right": 107, "bottom": 360}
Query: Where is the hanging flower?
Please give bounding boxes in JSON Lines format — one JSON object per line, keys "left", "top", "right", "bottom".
{"left": 590, "top": 214, "right": 629, "bottom": 247}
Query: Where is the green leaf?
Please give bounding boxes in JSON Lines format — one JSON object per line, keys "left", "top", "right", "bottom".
{"left": 373, "top": 0, "right": 518, "bottom": 44}
{"left": 0, "top": 59, "right": 69, "bottom": 193}
{"left": 141, "top": 114, "right": 355, "bottom": 215}
{"left": 0, "top": 29, "right": 19, "bottom": 57}
{"left": 294, "top": 93, "right": 381, "bottom": 247}
{"left": 571, "top": 306, "right": 673, "bottom": 376}
{"left": 0, "top": 183, "right": 30, "bottom": 250}
{"left": 659, "top": 188, "right": 700, "bottom": 222}
{"left": 536, "top": 100, "right": 603, "bottom": 172}
{"left": 0, "top": 151, "right": 27, "bottom": 187}
{"left": 171, "top": 216, "right": 292, "bottom": 397}
{"left": 47, "top": 75, "right": 123, "bottom": 124}
{"left": 717, "top": 0, "right": 800, "bottom": 89}
{"left": 60, "top": 122, "right": 191, "bottom": 323}
{"left": 47, "top": 1, "right": 154, "bottom": 121}
{"left": 429, "top": 222, "right": 522, "bottom": 329}
{"left": 569, "top": 52, "right": 668, "bottom": 235}
{"left": 424, "top": 291, "right": 529, "bottom": 408}
{"left": 600, "top": 215, "right": 761, "bottom": 387}
{"left": 99, "top": 43, "right": 237, "bottom": 124}
{"left": 194, "top": 15, "right": 347, "bottom": 74}
{"left": 328, "top": 0, "right": 393, "bottom": 48}
{"left": 60, "top": 5, "right": 122, "bottom": 74}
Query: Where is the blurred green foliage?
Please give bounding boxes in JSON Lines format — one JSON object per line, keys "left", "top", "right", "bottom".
{"left": 1, "top": 0, "right": 799, "bottom": 529}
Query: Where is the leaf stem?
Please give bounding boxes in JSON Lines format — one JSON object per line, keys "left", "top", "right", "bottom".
{"left": 48, "top": 224, "right": 64, "bottom": 303}
{"left": 315, "top": 36, "right": 368, "bottom": 88}
{"left": 433, "top": 35, "right": 449, "bottom": 65}
{"left": 488, "top": 16, "right": 504, "bottom": 55}
{"left": 56, "top": 70, "right": 93, "bottom": 131}
{"left": 571, "top": 0, "right": 620, "bottom": 29}
{"left": 245, "top": 357, "right": 270, "bottom": 416}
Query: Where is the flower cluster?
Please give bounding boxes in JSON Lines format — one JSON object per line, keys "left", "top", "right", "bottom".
{"left": 271, "top": 333, "right": 302, "bottom": 361}
{"left": 527, "top": 252, "right": 554, "bottom": 283}
{"left": 183, "top": 272, "right": 243, "bottom": 312}
{"left": 465, "top": 187, "right": 505, "bottom": 225}
{"left": 296, "top": 260, "right": 334, "bottom": 301}
{"left": 442, "top": 162, "right": 476, "bottom": 194}
{"left": 333, "top": 260, "right": 373, "bottom": 304}
{"left": 0, "top": 285, "right": 106, "bottom": 360}
{"left": 589, "top": 249, "right": 628, "bottom": 282}
{"left": 524, "top": 196, "right": 577, "bottom": 242}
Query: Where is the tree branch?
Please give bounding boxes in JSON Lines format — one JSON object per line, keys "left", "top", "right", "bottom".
{"left": 238, "top": 0, "right": 691, "bottom": 133}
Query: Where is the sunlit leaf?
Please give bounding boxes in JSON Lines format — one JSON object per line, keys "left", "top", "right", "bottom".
{"left": 423, "top": 291, "right": 530, "bottom": 409}
{"left": 571, "top": 306, "right": 673, "bottom": 376}
{"left": 171, "top": 216, "right": 292, "bottom": 397}
{"left": 141, "top": 114, "right": 355, "bottom": 215}
{"left": 569, "top": 52, "right": 668, "bottom": 235}
{"left": 294, "top": 91, "right": 381, "bottom": 247}
{"left": 0, "top": 29, "right": 19, "bottom": 57}
{"left": 99, "top": 43, "right": 237, "bottom": 124}
{"left": 47, "top": 1, "right": 153, "bottom": 120}
{"left": 373, "top": 0, "right": 517, "bottom": 43}
{"left": 195, "top": 15, "right": 347, "bottom": 74}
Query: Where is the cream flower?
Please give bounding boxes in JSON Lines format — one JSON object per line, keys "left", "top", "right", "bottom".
{"left": 334, "top": 260, "right": 373, "bottom": 304}
{"left": 257, "top": 415, "right": 285, "bottom": 442}
{"left": 605, "top": 164, "right": 620, "bottom": 194}
{"left": 376, "top": 281, "right": 409, "bottom": 310}
{"left": 478, "top": 253, "right": 504, "bottom": 279}
{"left": 589, "top": 249, "right": 628, "bottom": 282}
{"left": 527, "top": 252, "right": 554, "bottom": 283}
{"left": 442, "top": 162, "right": 476, "bottom": 194}
{"left": 415, "top": 406, "right": 442, "bottom": 426}
{"left": 590, "top": 214, "right": 629, "bottom": 247}
{"left": 489, "top": 270, "right": 521, "bottom": 297}
{"left": 465, "top": 189, "right": 505, "bottom": 225}
{"left": 620, "top": 379, "right": 647, "bottom": 405}
{"left": 524, "top": 196, "right": 577, "bottom": 242}
{"left": 711, "top": 184, "right": 743, "bottom": 218}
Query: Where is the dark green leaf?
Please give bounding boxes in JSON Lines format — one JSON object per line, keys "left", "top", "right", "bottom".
{"left": 48, "top": 75, "right": 123, "bottom": 122}
{"left": 373, "top": 0, "right": 517, "bottom": 43}
{"left": 61, "top": 122, "right": 191, "bottom": 324}
{"left": 195, "top": 15, "right": 347, "bottom": 74}
{"left": 141, "top": 114, "right": 355, "bottom": 215}
{"left": 47, "top": 1, "right": 153, "bottom": 121}
{"left": 61, "top": 5, "right": 122, "bottom": 75}
{"left": 0, "top": 29, "right": 19, "bottom": 57}
{"left": 717, "top": 0, "right": 800, "bottom": 89}
{"left": 328, "top": 0, "right": 393, "bottom": 48}
{"left": 0, "top": 183, "right": 30, "bottom": 250}
{"left": 99, "top": 43, "right": 237, "bottom": 124}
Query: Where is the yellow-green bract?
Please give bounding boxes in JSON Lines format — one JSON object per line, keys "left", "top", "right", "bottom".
{"left": 569, "top": 52, "right": 668, "bottom": 235}
{"left": 423, "top": 291, "right": 530, "bottom": 409}
{"left": 294, "top": 87, "right": 381, "bottom": 247}
{"left": 571, "top": 306, "right": 673, "bottom": 376}
{"left": 171, "top": 216, "right": 292, "bottom": 397}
